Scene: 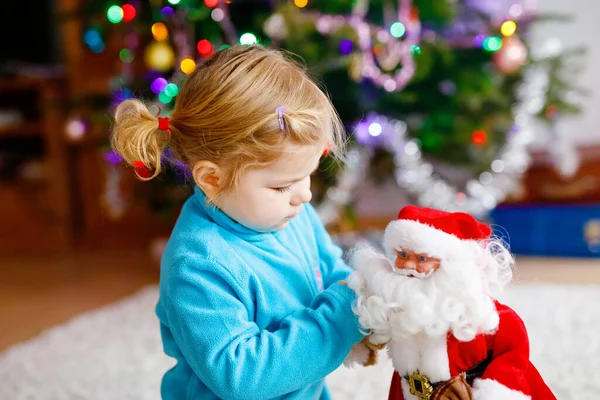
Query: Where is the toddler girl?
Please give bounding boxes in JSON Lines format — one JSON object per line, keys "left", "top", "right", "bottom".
{"left": 111, "top": 45, "right": 364, "bottom": 399}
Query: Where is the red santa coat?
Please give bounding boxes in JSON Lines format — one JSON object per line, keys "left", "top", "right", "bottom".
{"left": 388, "top": 302, "right": 556, "bottom": 400}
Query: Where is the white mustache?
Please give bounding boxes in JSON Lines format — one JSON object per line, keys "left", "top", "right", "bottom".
{"left": 393, "top": 268, "right": 435, "bottom": 280}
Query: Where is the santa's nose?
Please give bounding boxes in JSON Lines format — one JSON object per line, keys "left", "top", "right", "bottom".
{"left": 402, "top": 260, "right": 417, "bottom": 270}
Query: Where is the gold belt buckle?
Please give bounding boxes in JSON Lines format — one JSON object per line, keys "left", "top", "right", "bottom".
{"left": 407, "top": 370, "right": 434, "bottom": 400}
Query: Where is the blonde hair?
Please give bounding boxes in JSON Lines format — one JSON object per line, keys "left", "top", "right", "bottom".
{"left": 111, "top": 44, "right": 346, "bottom": 198}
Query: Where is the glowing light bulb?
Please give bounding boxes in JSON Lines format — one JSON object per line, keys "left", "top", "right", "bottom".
{"left": 180, "top": 58, "right": 196, "bottom": 74}
{"left": 390, "top": 22, "right": 406, "bottom": 38}
{"left": 240, "top": 33, "right": 258, "bottom": 45}
{"left": 107, "top": 6, "right": 124, "bottom": 24}
{"left": 368, "top": 122, "right": 383, "bottom": 137}
{"left": 151, "top": 23, "right": 169, "bottom": 41}
{"left": 294, "top": 0, "right": 308, "bottom": 8}
{"left": 501, "top": 20, "right": 517, "bottom": 37}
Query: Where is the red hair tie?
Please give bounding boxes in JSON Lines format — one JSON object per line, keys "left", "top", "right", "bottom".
{"left": 133, "top": 161, "right": 152, "bottom": 179}
{"left": 158, "top": 117, "right": 171, "bottom": 135}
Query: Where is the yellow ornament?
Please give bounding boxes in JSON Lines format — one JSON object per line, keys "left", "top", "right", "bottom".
{"left": 180, "top": 57, "right": 196, "bottom": 74}
{"left": 145, "top": 41, "right": 176, "bottom": 72}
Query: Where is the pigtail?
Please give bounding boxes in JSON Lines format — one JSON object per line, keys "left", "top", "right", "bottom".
{"left": 111, "top": 99, "right": 170, "bottom": 180}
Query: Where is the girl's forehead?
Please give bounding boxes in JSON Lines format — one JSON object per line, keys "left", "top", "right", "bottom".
{"left": 269, "top": 143, "right": 322, "bottom": 171}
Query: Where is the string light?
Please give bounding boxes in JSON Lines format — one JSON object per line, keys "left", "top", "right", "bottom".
{"left": 483, "top": 36, "right": 502, "bottom": 52}
{"left": 167, "top": 0, "right": 181, "bottom": 5}
{"left": 151, "top": 23, "right": 169, "bottom": 41}
{"left": 211, "top": 8, "right": 224, "bottom": 22}
{"left": 119, "top": 49, "right": 134, "bottom": 63}
{"left": 84, "top": 28, "right": 104, "bottom": 53}
{"left": 121, "top": 4, "right": 136, "bottom": 22}
{"left": 197, "top": 39, "right": 213, "bottom": 57}
{"left": 411, "top": 45, "right": 421, "bottom": 55}
{"left": 368, "top": 122, "right": 383, "bottom": 136}
{"left": 180, "top": 58, "right": 196, "bottom": 74}
{"left": 501, "top": 21, "right": 517, "bottom": 37}
{"left": 390, "top": 22, "right": 406, "bottom": 38}
{"left": 106, "top": 5, "right": 124, "bottom": 24}
{"left": 65, "top": 119, "right": 87, "bottom": 141}
{"left": 220, "top": 44, "right": 231, "bottom": 50}
{"left": 150, "top": 77, "right": 168, "bottom": 94}
{"left": 164, "top": 83, "right": 180, "bottom": 97}
{"left": 339, "top": 40, "right": 353, "bottom": 55}
{"left": 294, "top": 0, "right": 308, "bottom": 8}
{"left": 158, "top": 92, "right": 173, "bottom": 104}
{"left": 161, "top": 6, "right": 174, "bottom": 17}
{"left": 240, "top": 33, "right": 258, "bottom": 45}
{"left": 472, "top": 130, "right": 488, "bottom": 146}
{"left": 204, "top": 0, "right": 218, "bottom": 7}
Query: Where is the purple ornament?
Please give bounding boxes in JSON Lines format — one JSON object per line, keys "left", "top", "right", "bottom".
{"left": 472, "top": 34, "right": 486, "bottom": 48}
{"left": 339, "top": 39, "right": 353, "bottom": 55}
{"left": 151, "top": 78, "right": 168, "bottom": 94}
{"left": 161, "top": 6, "right": 175, "bottom": 18}
{"left": 104, "top": 151, "right": 124, "bottom": 165}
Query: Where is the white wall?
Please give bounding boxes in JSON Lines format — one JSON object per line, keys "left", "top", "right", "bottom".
{"left": 532, "top": 0, "right": 600, "bottom": 146}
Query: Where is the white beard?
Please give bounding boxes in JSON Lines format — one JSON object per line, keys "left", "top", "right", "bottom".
{"left": 347, "top": 242, "right": 500, "bottom": 344}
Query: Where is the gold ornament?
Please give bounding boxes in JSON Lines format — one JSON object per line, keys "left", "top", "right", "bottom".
{"left": 144, "top": 41, "right": 176, "bottom": 72}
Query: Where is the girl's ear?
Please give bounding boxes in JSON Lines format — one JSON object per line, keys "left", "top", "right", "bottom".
{"left": 192, "top": 160, "right": 223, "bottom": 199}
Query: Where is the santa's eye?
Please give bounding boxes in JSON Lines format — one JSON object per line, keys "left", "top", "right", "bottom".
{"left": 418, "top": 256, "right": 426, "bottom": 261}
{"left": 400, "top": 252, "right": 408, "bottom": 258}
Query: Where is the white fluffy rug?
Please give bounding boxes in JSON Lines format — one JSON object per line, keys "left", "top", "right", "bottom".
{"left": 1, "top": 284, "right": 599, "bottom": 400}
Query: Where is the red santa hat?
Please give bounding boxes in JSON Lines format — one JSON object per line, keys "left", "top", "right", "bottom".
{"left": 383, "top": 205, "right": 492, "bottom": 261}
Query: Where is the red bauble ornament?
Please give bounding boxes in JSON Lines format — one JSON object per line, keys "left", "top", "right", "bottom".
{"left": 197, "top": 39, "right": 213, "bottom": 57}
{"left": 472, "top": 130, "right": 487, "bottom": 146}
{"left": 122, "top": 4, "right": 136, "bottom": 22}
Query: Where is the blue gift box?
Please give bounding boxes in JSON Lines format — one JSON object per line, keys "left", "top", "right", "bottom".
{"left": 490, "top": 204, "right": 600, "bottom": 258}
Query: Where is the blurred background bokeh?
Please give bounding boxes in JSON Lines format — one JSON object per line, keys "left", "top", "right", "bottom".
{"left": 0, "top": 0, "right": 599, "bottom": 397}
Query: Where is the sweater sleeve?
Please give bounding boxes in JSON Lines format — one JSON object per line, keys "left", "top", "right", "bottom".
{"left": 304, "top": 203, "right": 353, "bottom": 288}
{"left": 165, "top": 261, "right": 363, "bottom": 400}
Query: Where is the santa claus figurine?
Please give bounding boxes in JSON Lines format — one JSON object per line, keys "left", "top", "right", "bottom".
{"left": 346, "top": 205, "right": 556, "bottom": 400}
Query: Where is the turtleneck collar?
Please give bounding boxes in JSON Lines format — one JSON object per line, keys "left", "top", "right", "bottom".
{"left": 193, "top": 186, "right": 278, "bottom": 242}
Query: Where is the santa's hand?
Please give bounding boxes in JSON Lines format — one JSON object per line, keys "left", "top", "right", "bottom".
{"left": 343, "top": 337, "right": 384, "bottom": 368}
{"left": 431, "top": 374, "right": 472, "bottom": 400}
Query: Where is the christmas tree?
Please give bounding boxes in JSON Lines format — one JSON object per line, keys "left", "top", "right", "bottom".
{"left": 65, "top": 0, "right": 584, "bottom": 227}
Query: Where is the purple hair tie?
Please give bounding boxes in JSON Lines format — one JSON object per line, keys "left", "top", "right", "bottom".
{"left": 276, "top": 106, "right": 285, "bottom": 133}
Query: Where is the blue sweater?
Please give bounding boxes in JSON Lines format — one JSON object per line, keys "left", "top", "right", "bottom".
{"left": 156, "top": 188, "right": 363, "bottom": 400}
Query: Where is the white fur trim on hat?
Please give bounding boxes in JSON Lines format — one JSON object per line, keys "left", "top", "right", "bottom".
{"left": 383, "top": 219, "right": 479, "bottom": 261}
{"left": 472, "top": 378, "right": 531, "bottom": 400}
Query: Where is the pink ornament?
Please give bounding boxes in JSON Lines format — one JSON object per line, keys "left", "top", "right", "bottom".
{"left": 493, "top": 37, "right": 528, "bottom": 74}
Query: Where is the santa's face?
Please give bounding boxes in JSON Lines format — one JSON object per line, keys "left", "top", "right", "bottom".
{"left": 394, "top": 249, "right": 440, "bottom": 279}
{"left": 349, "top": 241, "right": 500, "bottom": 343}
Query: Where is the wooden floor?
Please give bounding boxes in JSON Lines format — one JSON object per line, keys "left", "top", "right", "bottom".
{"left": 0, "top": 249, "right": 599, "bottom": 352}
{"left": 0, "top": 249, "right": 159, "bottom": 352}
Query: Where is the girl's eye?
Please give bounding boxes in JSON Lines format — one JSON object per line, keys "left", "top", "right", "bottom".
{"left": 273, "top": 186, "right": 291, "bottom": 193}
{"left": 400, "top": 252, "right": 408, "bottom": 258}
{"left": 418, "top": 256, "right": 426, "bottom": 261}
